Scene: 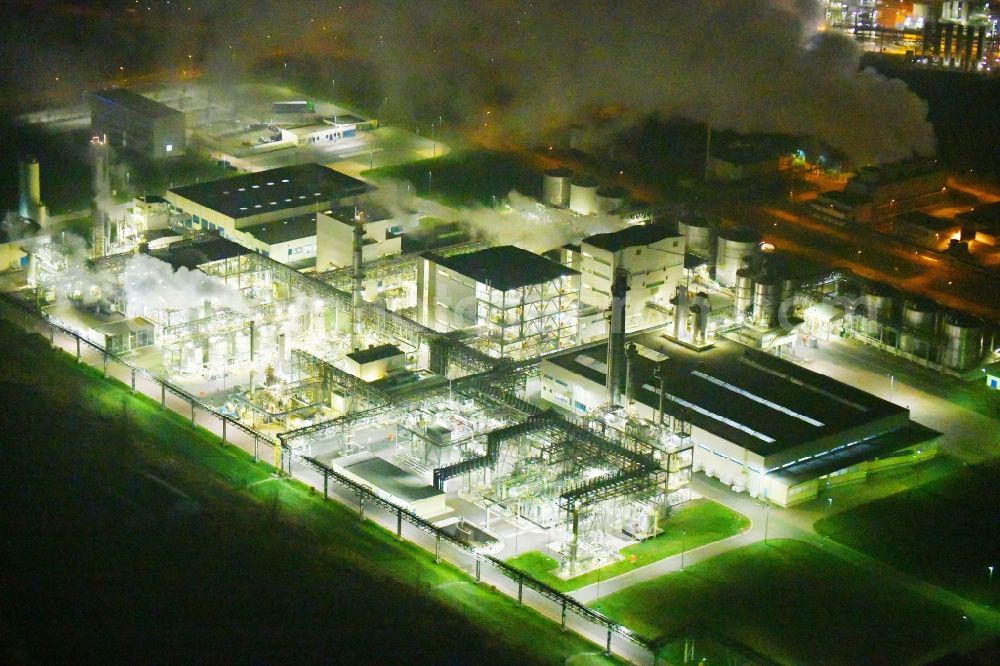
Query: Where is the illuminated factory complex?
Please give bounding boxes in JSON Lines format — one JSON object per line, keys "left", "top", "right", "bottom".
{"left": 3, "top": 89, "right": 995, "bottom": 580}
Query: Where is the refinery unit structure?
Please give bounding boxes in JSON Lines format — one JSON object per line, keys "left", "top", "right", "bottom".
{"left": 5, "top": 153, "right": 995, "bottom": 582}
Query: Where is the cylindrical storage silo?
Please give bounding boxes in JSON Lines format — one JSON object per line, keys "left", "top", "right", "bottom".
{"left": 734, "top": 267, "right": 753, "bottom": 323}
{"left": 940, "top": 315, "right": 983, "bottom": 371}
{"left": 18, "top": 157, "right": 42, "bottom": 219}
{"left": 542, "top": 168, "right": 573, "bottom": 207}
{"left": 752, "top": 279, "right": 781, "bottom": 329}
{"left": 235, "top": 331, "right": 251, "bottom": 362}
{"left": 862, "top": 285, "right": 897, "bottom": 324}
{"left": 208, "top": 336, "right": 228, "bottom": 372}
{"left": 181, "top": 341, "right": 200, "bottom": 374}
{"left": 899, "top": 299, "right": 938, "bottom": 356}
{"left": 716, "top": 227, "right": 760, "bottom": 288}
{"left": 690, "top": 293, "right": 710, "bottom": 344}
{"left": 257, "top": 324, "right": 277, "bottom": 354}
{"left": 780, "top": 278, "right": 797, "bottom": 312}
{"left": 902, "top": 299, "right": 938, "bottom": 335}
{"left": 569, "top": 178, "right": 599, "bottom": 215}
{"left": 596, "top": 186, "right": 627, "bottom": 214}
{"left": 678, "top": 217, "right": 716, "bottom": 259}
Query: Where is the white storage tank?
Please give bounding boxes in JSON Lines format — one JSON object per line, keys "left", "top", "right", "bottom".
{"left": 678, "top": 216, "right": 716, "bottom": 259}
{"left": 940, "top": 315, "right": 983, "bottom": 372}
{"left": 569, "top": 178, "right": 600, "bottom": 215}
{"left": 181, "top": 341, "right": 200, "bottom": 374}
{"left": 716, "top": 227, "right": 760, "bottom": 287}
{"left": 542, "top": 168, "right": 573, "bottom": 207}
{"left": 596, "top": 185, "right": 628, "bottom": 214}
{"left": 734, "top": 265, "right": 753, "bottom": 323}
{"left": 899, "top": 299, "right": 938, "bottom": 357}
{"left": 257, "top": 324, "right": 277, "bottom": 354}
{"left": 902, "top": 299, "right": 938, "bottom": 334}
{"left": 752, "top": 279, "right": 781, "bottom": 329}
{"left": 862, "top": 284, "right": 898, "bottom": 324}
{"left": 208, "top": 336, "right": 228, "bottom": 372}
{"left": 235, "top": 331, "right": 251, "bottom": 362}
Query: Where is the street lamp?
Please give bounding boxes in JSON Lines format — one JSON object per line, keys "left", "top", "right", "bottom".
{"left": 763, "top": 500, "right": 770, "bottom": 543}
{"left": 680, "top": 529, "right": 687, "bottom": 571}
{"left": 990, "top": 565, "right": 995, "bottom": 585}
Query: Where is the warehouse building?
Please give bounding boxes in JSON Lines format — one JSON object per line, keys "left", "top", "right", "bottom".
{"left": 418, "top": 245, "right": 581, "bottom": 360}
{"left": 164, "top": 163, "right": 369, "bottom": 247}
{"left": 90, "top": 89, "right": 186, "bottom": 159}
{"left": 541, "top": 333, "right": 938, "bottom": 506}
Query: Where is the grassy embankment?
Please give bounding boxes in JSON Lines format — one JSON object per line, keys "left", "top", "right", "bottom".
{"left": 507, "top": 499, "right": 749, "bottom": 593}
{"left": 592, "top": 539, "right": 968, "bottom": 666}
{"left": 0, "top": 318, "right": 615, "bottom": 665}
{"left": 816, "top": 457, "right": 1000, "bottom": 606}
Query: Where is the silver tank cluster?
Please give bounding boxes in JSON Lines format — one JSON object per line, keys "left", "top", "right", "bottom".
{"left": 854, "top": 283, "right": 988, "bottom": 372}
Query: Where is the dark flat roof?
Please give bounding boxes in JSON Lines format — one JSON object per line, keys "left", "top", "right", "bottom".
{"left": 547, "top": 334, "right": 906, "bottom": 459}
{"left": 427, "top": 245, "right": 578, "bottom": 291}
{"left": 770, "top": 421, "right": 939, "bottom": 484}
{"left": 241, "top": 214, "right": 316, "bottom": 245}
{"left": 146, "top": 235, "right": 251, "bottom": 270}
{"left": 168, "top": 163, "right": 368, "bottom": 220}
{"left": 347, "top": 343, "right": 403, "bottom": 365}
{"left": 583, "top": 223, "right": 680, "bottom": 252}
{"left": 93, "top": 89, "right": 181, "bottom": 119}
{"left": 346, "top": 457, "right": 443, "bottom": 502}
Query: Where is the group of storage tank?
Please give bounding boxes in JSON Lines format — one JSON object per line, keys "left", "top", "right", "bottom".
{"left": 716, "top": 227, "right": 761, "bottom": 288}
{"left": 541, "top": 169, "right": 627, "bottom": 215}
{"left": 677, "top": 216, "right": 716, "bottom": 260}
{"left": 855, "top": 284, "right": 987, "bottom": 372}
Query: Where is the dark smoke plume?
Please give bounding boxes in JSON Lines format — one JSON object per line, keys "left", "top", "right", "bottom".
{"left": 356, "top": 0, "right": 934, "bottom": 164}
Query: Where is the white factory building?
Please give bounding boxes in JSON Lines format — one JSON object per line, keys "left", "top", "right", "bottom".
{"left": 314, "top": 204, "right": 414, "bottom": 270}
{"left": 541, "top": 334, "right": 938, "bottom": 507}
{"left": 164, "top": 163, "right": 369, "bottom": 248}
{"left": 278, "top": 119, "right": 360, "bottom": 146}
{"left": 418, "top": 245, "right": 581, "bottom": 360}
{"left": 580, "top": 224, "right": 686, "bottom": 332}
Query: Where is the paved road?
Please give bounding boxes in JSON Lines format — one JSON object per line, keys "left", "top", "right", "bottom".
{"left": 806, "top": 336, "right": 1000, "bottom": 463}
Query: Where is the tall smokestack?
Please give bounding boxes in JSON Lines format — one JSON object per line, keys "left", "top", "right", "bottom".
{"left": 90, "top": 136, "right": 111, "bottom": 259}
{"left": 607, "top": 268, "right": 629, "bottom": 406}
{"left": 18, "top": 156, "right": 48, "bottom": 228}
{"left": 351, "top": 208, "right": 365, "bottom": 351}
{"left": 625, "top": 342, "right": 640, "bottom": 410}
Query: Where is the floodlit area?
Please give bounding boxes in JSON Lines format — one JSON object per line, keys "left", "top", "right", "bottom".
{"left": 4, "top": 77, "right": 1000, "bottom": 664}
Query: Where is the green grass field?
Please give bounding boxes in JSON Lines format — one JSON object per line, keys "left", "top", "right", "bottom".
{"left": 816, "top": 459, "right": 1000, "bottom": 605}
{"left": 0, "top": 318, "right": 616, "bottom": 665}
{"left": 591, "top": 539, "right": 968, "bottom": 666}
{"left": 507, "top": 499, "right": 749, "bottom": 592}
{"left": 364, "top": 150, "right": 540, "bottom": 206}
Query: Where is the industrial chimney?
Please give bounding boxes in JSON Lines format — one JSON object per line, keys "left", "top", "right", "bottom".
{"left": 606, "top": 268, "right": 629, "bottom": 406}
{"left": 351, "top": 208, "right": 365, "bottom": 351}
{"left": 17, "top": 156, "right": 47, "bottom": 227}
